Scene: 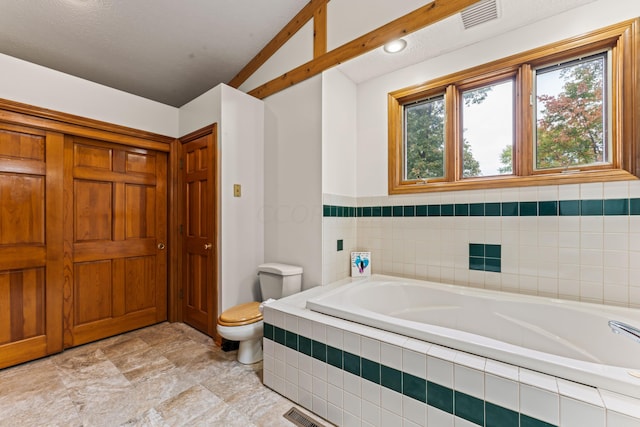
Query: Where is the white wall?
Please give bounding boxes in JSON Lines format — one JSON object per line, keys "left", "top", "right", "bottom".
{"left": 264, "top": 75, "right": 323, "bottom": 290}
{"left": 238, "top": 21, "right": 314, "bottom": 94}
{"left": 179, "top": 84, "right": 265, "bottom": 311}
{"left": 0, "top": 53, "right": 178, "bottom": 137}
{"left": 345, "top": 0, "right": 640, "bottom": 306}
{"left": 354, "top": 0, "right": 640, "bottom": 196}
{"left": 321, "top": 68, "right": 357, "bottom": 197}
{"left": 326, "top": 0, "right": 430, "bottom": 51}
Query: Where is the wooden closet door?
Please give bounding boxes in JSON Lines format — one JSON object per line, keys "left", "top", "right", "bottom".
{"left": 181, "top": 126, "right": 217, "bottom": 337}
{"left": 63, "top": 137, "right": 167, "bottom": 347}
{"left": 0, "top": 125, "right": 63, "bottom": 369}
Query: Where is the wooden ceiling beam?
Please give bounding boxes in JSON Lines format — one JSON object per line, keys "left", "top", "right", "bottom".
{"left": 227, "top": 0, "right": 329, "bottom": 89}
{"left": 313, "top": 3, "right": 327, "bottom": 58}
{"left": 248, "top": 0, "right": 482, "bottom": 99}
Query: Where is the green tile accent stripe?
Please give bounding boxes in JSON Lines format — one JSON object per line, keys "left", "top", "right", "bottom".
{"left": 264, "top": 323, "right": 558, "bottom": 427}
{"left": 469, "top": 243, "right": 501, "bottom": 273}
{"left": 324, "top": 198, "right": 640, "bottom": 217}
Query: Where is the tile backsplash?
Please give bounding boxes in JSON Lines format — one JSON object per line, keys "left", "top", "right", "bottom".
{"left": 323, "top": 182, "right": 640, "bottom": 308}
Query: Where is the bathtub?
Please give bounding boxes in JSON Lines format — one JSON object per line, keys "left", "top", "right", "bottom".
{"left": 306, "top": 276, "right": 640, "bottom": 399}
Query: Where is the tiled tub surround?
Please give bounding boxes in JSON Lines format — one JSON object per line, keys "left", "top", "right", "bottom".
{"left": 323, "top": 194, "right": 358, "bottom": 284}
{"left": 305, "top": 276, "right": 640, "bottom": 399}
{"left": 262, "top": 281, "right": 640, "bottom": 427}
{"left": 325, "top": 183, "right": 640, "bottom": 307}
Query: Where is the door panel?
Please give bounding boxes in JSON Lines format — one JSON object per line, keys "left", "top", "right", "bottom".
{"left": 181, "top": 126, "right": 217, "bottom": 337}
{"left": 64, "top": 137, "right": 167, "bottom": 347}
{"left": 0, "top": 125, "right": 63, "bottom": 369}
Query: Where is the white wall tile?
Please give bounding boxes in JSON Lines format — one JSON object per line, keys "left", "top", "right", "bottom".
{"left": 362, "top": 381, "right": 381, "bottom": 405}
{"left": 312, "top": 394, "right": 328, "bottom": 419}
{"left": 362, "top": 400, "right": 381, "bottom": 427}
{"left": 344, "top": 391, "right": 362, "bottom": 418}
{"left": 486, "top": 373, "right": 519, "bottom": 411}
{"left": 328, "top": 403, "right": 343, "bottom": 426}
{"left": 312, "top": 358, "right": 327, "bottom": 381}
{"left": 327, "top": 364, "right": 343, "bottom": 387}
{"left": 381, "top": 388, "right": 403, "bottom": 415}
{"left": 328, "top": 383, "right": 343, "bottom": 407}
{"left": 428, "top": 406, "right": 454, "bottom": 427}
{"left": 381, "top": 343, "right": 403, "bottom": 370}
{"left": 344, "top": 372, "right": 361, "bottom": 397}
{"left": 362, "top": 336, "right": 381, "bottom": 362}
{"left": 560, "top": 397, "right": 605, "bottom": 427}
{"left": 607, "top": 412, "right": 640, "bottom": 427}
{"left": 454, "top": 365, "right": 484, "bottom": 399}
{"left": 520, "top": 384, "right": 559, "bottom": 425}
{"left": 402, "top": 396, "right": 426, "bottom": 427}
{"left": 382, "top": 408, "right": 402, "bottom": 427}
{"left": 403, "top": 349, "right": 427, "bottom": 378}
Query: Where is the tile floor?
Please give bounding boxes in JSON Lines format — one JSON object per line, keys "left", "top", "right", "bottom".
{"left": 0, "top": 322, "right": 317, "bottom": 427}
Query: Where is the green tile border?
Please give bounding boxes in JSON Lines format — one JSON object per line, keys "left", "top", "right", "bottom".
{"left": 264, "top": 323, "right": 558, "bottom": 427}
{"left": 469, "top": 243, "right": 502, "bottom": 273}
{"left": 323, "top": 197, "right": 640, "bottom": 218}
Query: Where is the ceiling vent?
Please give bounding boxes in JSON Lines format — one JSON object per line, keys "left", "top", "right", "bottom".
{"left": 461, "top": 0, "right": 498, "bottom": 30}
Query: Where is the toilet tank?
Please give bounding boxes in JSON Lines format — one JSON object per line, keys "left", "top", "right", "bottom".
{"left": 258, "top": 263, "right": 303, "bottom": 300}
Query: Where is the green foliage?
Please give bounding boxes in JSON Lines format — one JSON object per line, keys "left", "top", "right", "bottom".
{"left": 405, "top": 97, "right": 445, "bottom": 180}
{"left": 536, "top": 56, "right": 605, "bottom": 169}
{"left": 405, "top": 88, "right": 489, "bottom": 180}
{"left": 497, "top": 56, "right": 606, "bottom": 173}
{"left": 498, "top": 145, "right": 513, "bottom": 174}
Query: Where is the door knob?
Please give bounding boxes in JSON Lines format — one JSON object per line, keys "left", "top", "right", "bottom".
{"left": 157, "top": 243, "right": 166, "bottom": 250}
{"left": 204, "top": 243, "right": 213, "bottom": 250}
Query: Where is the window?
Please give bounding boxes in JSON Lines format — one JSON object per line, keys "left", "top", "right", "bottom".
{"left": 534, "top": 53, "right": 609, "bottom": 171}
{"left": 404, "top": 95, "right": 445, "bottom": 181}
{"left": 388, "top": 20, "right": 637, "bottom": 194}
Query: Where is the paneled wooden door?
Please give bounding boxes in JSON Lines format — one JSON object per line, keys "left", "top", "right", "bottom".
{"left": 63, "top": 136, "right": 168, "bottom": 347}
{"left": 0, "top": 125, "right": 63, "bottom": 369}
{"left": 181, "top": 126, "right": 217, "bottom": 337}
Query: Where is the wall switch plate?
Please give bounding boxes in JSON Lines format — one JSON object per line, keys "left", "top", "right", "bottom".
{"left": 233, "top": 184, "right": 241, "bottom": 197}
{"left": 337, "top": 239, "right": 343, "bottom": 251}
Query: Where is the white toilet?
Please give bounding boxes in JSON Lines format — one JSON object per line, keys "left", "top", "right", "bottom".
{"left": 216, "top": 263, "right": 303, "bottom": 364}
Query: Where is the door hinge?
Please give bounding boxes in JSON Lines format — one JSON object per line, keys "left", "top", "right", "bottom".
{"left": 179, "top": 289, "right": 183, "bottom": 299}
{"left": 179, "top": 224, "right": 183, "bottom": 234}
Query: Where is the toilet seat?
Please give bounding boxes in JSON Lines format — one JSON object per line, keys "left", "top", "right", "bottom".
{"left": 217, "top": 301, "right": 262, "bottom": 326}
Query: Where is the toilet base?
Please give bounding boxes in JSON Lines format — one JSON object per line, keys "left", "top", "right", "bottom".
{"left": 237, "top": 337, "right": 262, "bottom": 364}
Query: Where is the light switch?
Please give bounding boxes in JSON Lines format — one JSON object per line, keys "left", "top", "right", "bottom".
{"left": 233, "top": 184, "right": 241, "bottom": 197}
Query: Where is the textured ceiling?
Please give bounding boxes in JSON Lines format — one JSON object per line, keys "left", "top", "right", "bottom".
{"left": 0, "top": 0, "right": 600, "bottom": 107}
{"left": 337, "top": 0, "right": 599, "bottom": 84}
{"left": 0, "top": 0, "right": 307, "bottom": 107}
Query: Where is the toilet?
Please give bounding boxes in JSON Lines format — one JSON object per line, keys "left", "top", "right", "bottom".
{"left": 216, "top": 263, "right": 303, "bottom": 364}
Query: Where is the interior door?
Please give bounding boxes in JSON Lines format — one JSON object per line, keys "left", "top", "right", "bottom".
{"left": 181, "top": 125, "right": 217, "bottom": 337}
{"left": 63, "top": 136, "right": 168, "bottom": 347}
{"left": 0, "top": 124, "right": 63, "bottom": 368}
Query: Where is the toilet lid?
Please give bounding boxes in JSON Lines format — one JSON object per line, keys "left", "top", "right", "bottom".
{"left": 218, "top": 301, "right": 263, "bottom": 326}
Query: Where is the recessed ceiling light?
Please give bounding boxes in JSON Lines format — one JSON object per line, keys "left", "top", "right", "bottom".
{"left": 383, "top": 39, "right": 407, "bottom": 54}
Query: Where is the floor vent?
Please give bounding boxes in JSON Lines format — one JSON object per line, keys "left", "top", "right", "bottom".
{"left": 461, "top": 0, "right": 498, "bottom": 30}
{"left": 283, "top": 407, "right": 326, "bottom": 427}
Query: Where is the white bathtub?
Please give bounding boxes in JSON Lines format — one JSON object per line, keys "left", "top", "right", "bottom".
{"left": 306, "top": 275, "right": 640, "bottom": 399}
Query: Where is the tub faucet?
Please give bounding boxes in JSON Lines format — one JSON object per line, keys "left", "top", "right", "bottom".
{"left": 609, "top": 320, "right": 640, "bottom": 343}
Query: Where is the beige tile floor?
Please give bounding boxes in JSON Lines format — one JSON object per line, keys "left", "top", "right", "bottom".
{"left": 0, "top": 322, "right": 313, "bottom": 427}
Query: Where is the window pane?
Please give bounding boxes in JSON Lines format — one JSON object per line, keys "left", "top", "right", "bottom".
{"left": 461, "top": 80, "right": 514, "bottom": 178}
{"left": 404, "top": 95, "right": 445, "bottom": 180}
{"left": 535, "top": 53, "right": 608, "bottom": 170}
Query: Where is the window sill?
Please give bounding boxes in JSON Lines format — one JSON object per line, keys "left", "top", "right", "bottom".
{"left": 388, "top": 169, "right": 638, "bottom": 195}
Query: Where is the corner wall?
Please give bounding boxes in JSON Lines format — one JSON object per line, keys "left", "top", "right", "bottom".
{"left": 348, "top": 0, "right": 640, "bottom": 307}
{"left": 179, "top": 84, "right": 265, "bottom": 311}
{"left": 0, "top": 53, "right": 178, "bottom": 137}
{"left": 264, "top": 76, "right": 323, "bottom": 290}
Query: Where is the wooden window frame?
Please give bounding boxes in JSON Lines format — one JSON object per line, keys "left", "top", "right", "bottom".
{"left": 388, "top": 19, "right": 638, "bottom": 194}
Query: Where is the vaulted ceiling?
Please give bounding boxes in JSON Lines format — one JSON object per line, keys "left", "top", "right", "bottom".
{"left": 0, "top": 0, "right": 307, "bottom": 106}
{"left": 0, "top": 0, "right": 600, "bottom": 108}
